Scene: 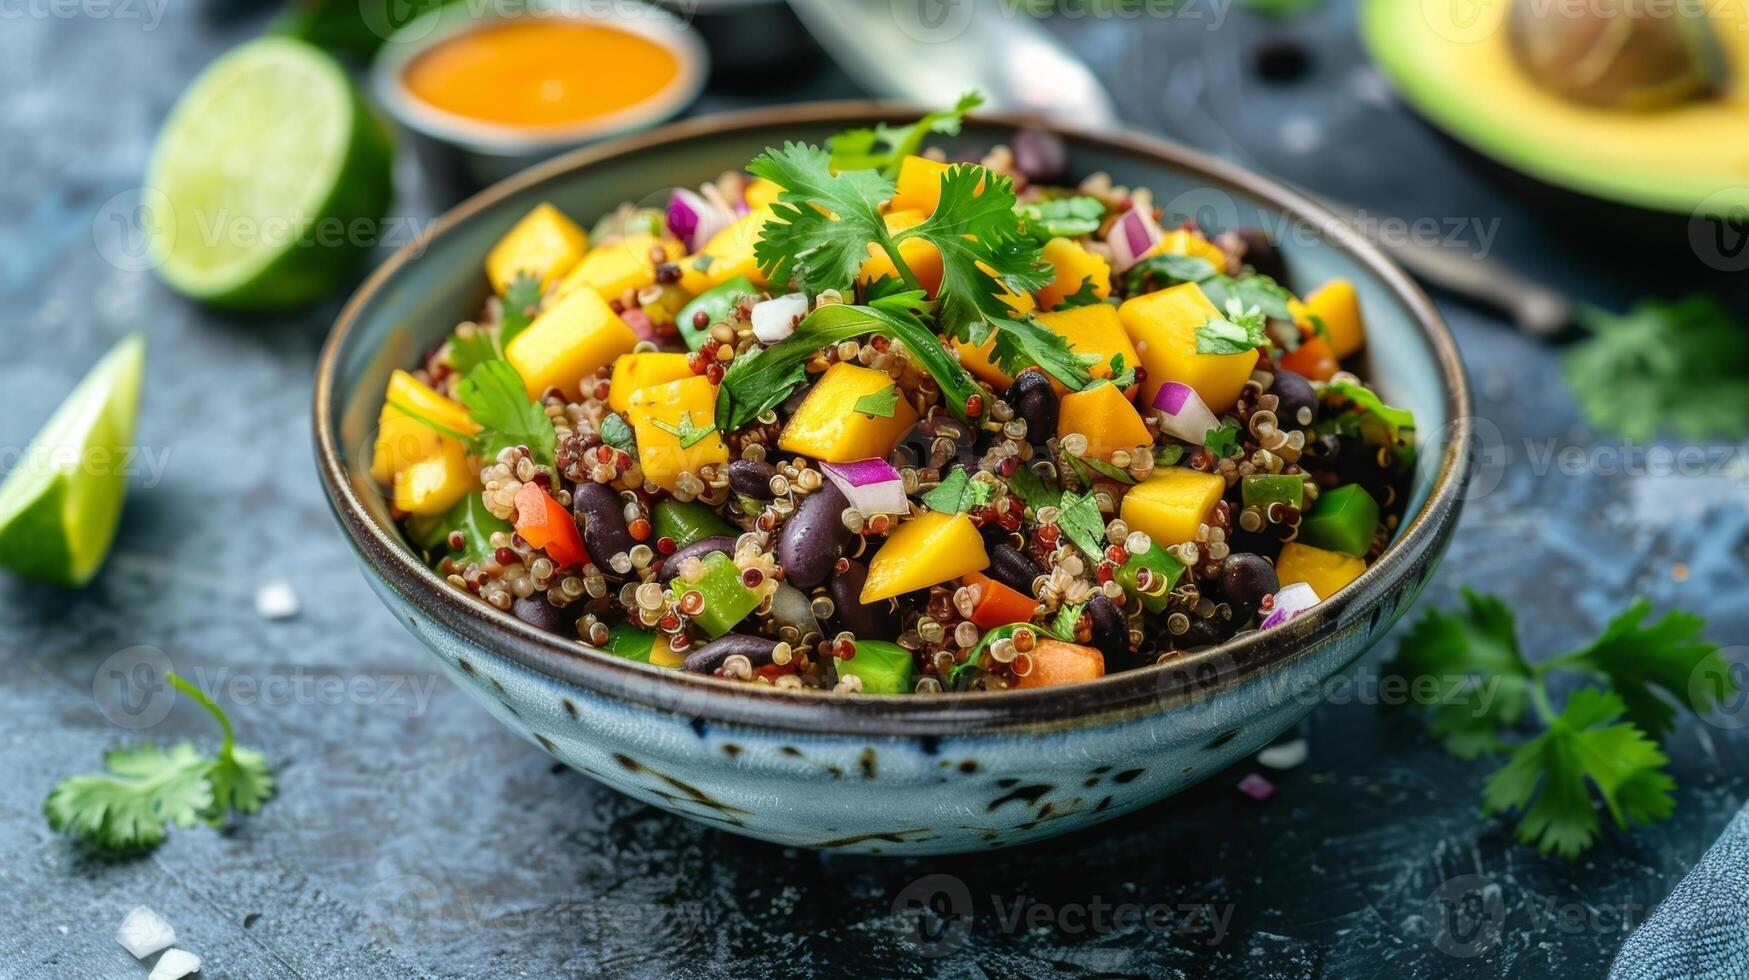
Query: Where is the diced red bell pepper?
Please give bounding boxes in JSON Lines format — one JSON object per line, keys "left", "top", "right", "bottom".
{"left": 513, "top": 482, "right": 588, "bottom": 569}
{"left": 962, "top": 571, "right": 1038, "bottom": 630}
{"left": 1281, "top": 335, "right": 1338, "bottom": 381}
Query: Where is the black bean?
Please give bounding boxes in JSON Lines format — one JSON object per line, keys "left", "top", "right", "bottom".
{"left": 1085, "top": 593, "right": 1127, "bottom": 659}
{"left": 1271, "top": 369, "right": 1317, "bottom": 428}
{"left": 571, "top": 483, "right": 635, "bottom": 569}
{"left": 682, "top": 633, "right": 777, "bottom": 674}
{"left": 728, "top": 459, "right": 778, "bottom": 499}
{"left": 1230, "top": 227, "right": 1287, "bottom": 283}
{"left": 1220, "top": 553, "right": 1280, "bottom": 610}
{"left": 828, "top": 558, "right": 896, "bottom": 638}
{"left": 1012, "top": 128, "right": 1068, "bottom": 182}
{"left": 988, "top": 544, "right": 1045, "bottom": 597}
{"left": 511, "top": 595, "right": 579, "bottom": 635}
{"left": 1005, "top": 371, "right": 1058, "bottom": 448}
{"left": 775, "top": 482, "right": 851, "bottom": 589}
{"left": 658, "top": 535, "right": 736, "bottom": 584}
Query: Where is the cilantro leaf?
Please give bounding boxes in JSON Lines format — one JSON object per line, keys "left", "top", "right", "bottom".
{"left": 1055, "top": 489, "right": 1108, "bottom": 560}
{"left": 1016, "top": 196, "right": 1106, "bottom": 241}
{"left": 853, "top": 384, "right": 899, "bottom": 419}
{"left": 44, "top": 672, "right": 273, "bottom": 854}
{"left": 1204, "top": 418, "right": 1241, "bottom": 458}
{"left": 499, "top": 272, "right": 544, "bottom": 347}
{"left": 1200, "top": 274, "right": 1298, "bottom": 324}
{"left": 651, "top": 411, "right": 718, "bottom": 449}
{"left": 1047, "top": 601, "right": 1086, "bottom": 642}
{"left": 599, "top": 411, "right": 636, "bottom": 453}
{"left": 1482, "top": 688, "right": 1674, "bottom": 859}
{"left": 901, "top": 164, "right": 1049, "bottom": 342}
{"left": 827, "top": 91, "right": 984, "bottom": 177}
{"left": 1123, "top": 252, "right": 1221, "bottom": 294}
{"left": 1558, "top": 600, "right": 1726, "bottom": 739}
{"left": 1005, "top": 463, "right": 1057, "bottom": 514}
{"left": 750, "top": 141, "right": 897, "bottom": 294}
{"left": 921, "top": 467, "right": 995, "bottom": 514}
{"left": 1563, "top": 295, "right": 1749, "bottom": 441}
{"left": 406, "top": 491, "right": 512, "bottom": 569}
{"left": 1321, "top": 380, "right": 1416, "bottom": 444}
{"left": 1382, "top": 589, "right": 1534, "bottom": 758}
{"left": 1194, "top": 300, "right": 1269, "bottom": 355}
{"left": 1049, "top": 277, "right": 1106, "bottom": 312}
{"left": 456, "top": 360, "right": 558, "bottom": 470}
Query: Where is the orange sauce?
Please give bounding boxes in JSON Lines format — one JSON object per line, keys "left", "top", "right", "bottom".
{"left": 404, "top": 19, "right": 681, "bottom": 129}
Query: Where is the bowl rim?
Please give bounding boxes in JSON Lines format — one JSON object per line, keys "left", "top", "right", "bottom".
{"left": 369, "top": 0, "right": 709, "bottom": 157}
{"left": 314, "top": 101, "right": 1472, "bottom": 735}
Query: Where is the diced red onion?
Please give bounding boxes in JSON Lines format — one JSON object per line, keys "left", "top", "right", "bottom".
{"left": 667, "top": 188, "right": 734, "bottom": 253}
{"left": 1151, "top": 381, "right": 1220, "bottom": 444}
{"left": 821, "top": 459, "right": 907, "bottom": 516}
{"left": 1105, "top": 206, "right": 1164, "bottom": 274}
{"left": 1260, "top": 582, "right": 1320, "bottom": 630}
{"left": 751, "top": 293, "right": 809, "bottom": 344}
{"left": 1237, "top": 773, "right": 1276, "bottom": 801}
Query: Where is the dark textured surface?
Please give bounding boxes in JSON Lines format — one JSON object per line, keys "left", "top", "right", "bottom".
{"left": 3, "top": 3, "right": 1748, "bottom": 978}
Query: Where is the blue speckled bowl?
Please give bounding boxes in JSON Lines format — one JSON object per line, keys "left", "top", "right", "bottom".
{"left": 315, "top": 104, "right": 1471, "bottom": 855}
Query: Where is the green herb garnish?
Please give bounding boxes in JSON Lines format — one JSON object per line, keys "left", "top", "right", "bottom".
{"left": 448, "top": 272, "right": 543, "bottom": 374}
{"left": 45, "top": 672, "right": 273, "bottom": 854}
{"left": 1321, "top": 380, "right": 1415, "bottom": 436}
{"left": 827, "top": 91, "right": 983, "bottom": 177}
{"left": 1563, "top": 295, "right": 1749, "bottom": 441}
{"left": 407, "top": 491, "right": 512, "bottom": 568}
{"left": 1049, "top": 277, "right": 1106, "bottom": 311}
{"left": 651, "top": 410, "right": 718, "bottom": 449}
{"left": 922, "top": 468, "right": 995, "bottom": 514}
{"left": 1122, "top": 252, "right": 1221, "bottom": 294}
{"left": 456, "top": 360, "right": 558, "bottom": 469}
{"left": 853, "top": 384, "right": 900, "bottom": 419}
{"left": 599, "top": 411, "right": 636, "bottom": 453}
{"left": 1200, "top": 274, "right": 1298, "bottom": 324}
{"left": 1005, "top": 463, "right": 1057, "bottom": 514}
{"left": 1055, "top": 489, "right": 1108, "bottom": 560}
{"left": 1017, "top": 196, "right": 1106, "bottom": 241}
{"left": 1194, "top": 300, "right": 1269, "bottom": 355}
{"left": 1204, "top": 418, "right": 1242, "bottom": 458}
{"left": 1384, "top": 590, "right": 1730, "bottom": 858}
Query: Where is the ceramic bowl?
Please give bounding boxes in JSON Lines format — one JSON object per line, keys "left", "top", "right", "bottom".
{"left": 314, "top": 103, "right": 1472, "bottom": 855}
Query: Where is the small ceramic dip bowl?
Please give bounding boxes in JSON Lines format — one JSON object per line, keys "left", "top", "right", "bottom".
{"left": 372, "top": 0, "right": 708, "bottom": 194}
{"left": 314, "top": 104, "right": 1472, "bottom": 855}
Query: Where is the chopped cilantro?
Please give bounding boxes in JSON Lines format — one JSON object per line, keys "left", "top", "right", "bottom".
{"left": 1194, "top": 299, "right": 1269, "bottom": 355}
{"left": 1204, "top": 418, "right": 1241, "bottom": 458}
{"left": 827, "top": 92, "right": 984, "bottom": 177}
{"left": 457, "top": 360, "right": 558, "bottom": 470}
{"left": 1055, "top": 489, "right": 1108, "bottom": 560}
{"left": 1049, "top": 277, "right": 1106, "bottom": 311}
{"left": 853, "top": 383, "right": 899, "bottom": 419}
{"left": 599, "top": 411, "right": 636, "bottom": 453}
{"left": 921, "top": 468, "right": 995, "bottom": 514}
{"left": 1005, "top": 463, "right": 1057, "bottom": 514}
{"left": 1016, "top": 196, "right": 1106, "bottom": 241}
{"left": 651, "top": 410, "right": 718, "bottom": 449}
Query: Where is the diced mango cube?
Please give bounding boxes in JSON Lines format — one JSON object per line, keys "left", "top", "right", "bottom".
{"left": 607, "top": 353, "right": 696, "bottom": 413}
{"left": 1305, "top": 278, "right": 1365, "bottom": 359}
{"left": 1118, "top": 282, "right": 1258, "bottom": 413}
{"left": 891, "top": 155, "right": 950, "bottom": 214}
{"left": 1275, "top": 542, "right": 1367, "bottom": 599}
{"left": 486, "top": 203, "right": 589, "bottom": 295}
{"left": 1035, "top": 237, "right": 1112, "bottom": 311}
{"left": 742, "top": 177, "right": 782, "bottom": 210}
{"left": 1120, "top": 467, "right": 1227, "bottom": 548}
{"left": 392, "top": 439, "right": 475, "bottom": 516}
{"left": 778, "top": 362, "right": 920, "bottom": 463}
{"left": 505, "top": 286, "right": 639, "bottom": 400}
{"left": 1035, "top": 304, "right": 1141, "bottom": 394}
{"left": 371, "top": 370, "right": 478, "bottom": 484}
{"left": 679, "top": 205, "right": 773, "bottom": 295}
{"left": 628, "top": 376, "right": 729, "bottom": 491}
{"left": 858, "top": 210, "right": 943, "bottom": 294}
{"left": 861, "top": 512, "right": 990, "bottom": 602}
{"left": 1145, "top": 229, "right": 1228, "bottom": 269}
{"left": 557, "top": 234, "right": 684, "bottom": 303}
{"left": 1059, "top": 381, "right": 1151, "bottom": 460}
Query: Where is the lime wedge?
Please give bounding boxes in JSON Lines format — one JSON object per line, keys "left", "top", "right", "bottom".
{"left": 0, "top": 336, "right": 146, "bottom": 586}
{"left": 144, "top": 38, "right": 393, "bottom": 311}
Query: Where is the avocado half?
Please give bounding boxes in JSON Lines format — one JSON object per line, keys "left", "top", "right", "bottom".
{"left": 1360, "top": 0, "right": 1749, "bottom": 217}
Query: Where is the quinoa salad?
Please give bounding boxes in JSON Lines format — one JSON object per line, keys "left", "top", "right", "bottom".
{"left": 370, "top": 98, "right": 1416, "bottom": 695}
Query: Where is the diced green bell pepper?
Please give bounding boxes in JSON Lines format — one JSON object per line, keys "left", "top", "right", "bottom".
{"left": 605, "top": 622, "right": 657, "bottom": 662}
{"left": 1298, "top": 483, "right": 1380, "bottom": 557}
{"left": 652, "top": 499, "right": 737, "bottom": 547}
{"left": 1241, "top": 473, "right": 1305, "bottom": 511}
{"left": 672, "top": 550, "right": 759, "bottom": 638}
{"left": 840, "top": 640, "right": 914, "bottom": 694}
{"left": 1115, "top": 542, "right": 1186, "bottom": 614}
{"left": 676, "top": 275, "right": 757, "bottom": 351}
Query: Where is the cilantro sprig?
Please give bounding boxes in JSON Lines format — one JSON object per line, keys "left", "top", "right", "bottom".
{"left": 1563, "top": 295, "right": 1749, "bottom": 441}
{"left": 828, "top": 91, "right": 983, "bottom": 177}
{"left": 1194, "top": 300, "right": 1270, "bottom": 355}
{"left": 456, "top": 360, "right": 558, "bottom": 470}
{"left": 449, "top": 272, "right": 543, "bottom": 375}
{"left": 1383, "top": 589, "right": 1730, "bottom": 858}
{"left": 45, "top": 672, "right": 274, "bottom": 854}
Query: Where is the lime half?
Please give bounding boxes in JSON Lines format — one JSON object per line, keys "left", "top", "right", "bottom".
{"left": 0, "top": 336, "right": 146, "bottom": 586}
{"left": 144, "top": 38, "right": 393, "bottom": 311}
